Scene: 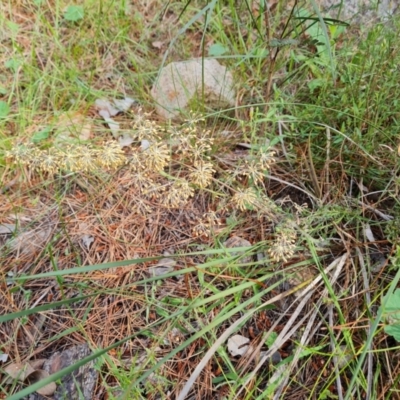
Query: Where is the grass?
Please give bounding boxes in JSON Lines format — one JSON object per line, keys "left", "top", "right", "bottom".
{"left": 1, "top": 0, "right": 400, "bottom": 399}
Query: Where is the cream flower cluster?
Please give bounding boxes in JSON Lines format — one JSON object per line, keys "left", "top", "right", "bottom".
{"left": 5, "top": 114, "right": 296, "bottom": 261}
{"left": 6, "top": 141, "right": 126, "bottom": 173}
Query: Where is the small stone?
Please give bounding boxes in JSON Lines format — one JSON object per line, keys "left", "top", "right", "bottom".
{"left": 27, "top": 343, "right": 97, "bottom": 400}
{"left": 223, "top": 236, "right": 252, "bottom": 264}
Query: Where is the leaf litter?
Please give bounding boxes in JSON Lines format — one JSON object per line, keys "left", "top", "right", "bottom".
{"left": 1, "top": 109, "right": 396, "bottom": 398}
{"left": 4, "top": 361, "right": 56, "bottom": 396}
{"left": 94, "top": 97, "right": 136, "bottom": 139}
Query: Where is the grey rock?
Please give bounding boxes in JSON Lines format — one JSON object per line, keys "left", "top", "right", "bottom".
{"left": 223, "top": 236, "right": 253, "bottom": 264}
{"left": 321, "top": 0, "right": 398, "bottom": 23}
{"left": 151, "top": 58, "right": 235, "bottom": 120}
{"left": 27, "top": 343, "right": 98, "bottom": 400}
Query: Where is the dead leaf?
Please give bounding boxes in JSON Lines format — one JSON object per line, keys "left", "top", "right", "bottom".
{"left": 118, "top": 133, "right": 135, "bottom": 148}
{"left": 149, "top": 258, "right": 176, "bottom": 276}
{"left": 364, "top": 223, "right": 376, "bottom": 242}
{"left": 152, "top": 41, "right": 164, "bottom": 49}
{"left": 113, "top": 97, "right": 135, "bottom": 112}
{"left": 4, "top": 362, "right": 35, "bottom": 381}
{"left": 25, "top": 369, "right": 57, "bottom": 396}
{"left": 103, "top": 116, "right": 120, "bottom": 138}
{"left": 38, "top": 343, "right": 98, "bottom": 399}
{"left": 94, "top": 99, "right": 119, "bottom": 117}
{"left": 94, "top": 97, "right": 136, "bottom": 138}
{"left": 8, "top": 227, "right": 52, "bottom": 256}
{"left": 95, "top": 99, "right": 119, "bottom": 138}
{"left": 81, "top": 234, "right": 94, "bottom": 249}
{"left": 28, "top": 359, "right": 46, "bottom": 370}
{"left": 227, "top": 334, "right": 250, "bottom": 357}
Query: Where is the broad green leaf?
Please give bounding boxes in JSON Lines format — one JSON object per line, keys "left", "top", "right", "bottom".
{"left": 308, "top": 78, "right": 325, "bottom": 93}
{"left": 0, "top": 101, "right": 10, "bottom": 119}
{"left": 31, "top": 127, "right": 51, "bottom": 143}
{"left": 384, "top": 324, "right": 400, "bottom": 341}
{"left": 6, "top": 21, "right": 19, "bottom": 37}
{"left": 5, "top": 58, "right": 21, "bottom": 72}
{"left": 382, "top": 289, "right": 400, "bottom": 341}
{"left": 64, "top": 5, "right": 84, "bottom": 22}
{"left": 208, "top": 43, "right": 229, "bottom": 57}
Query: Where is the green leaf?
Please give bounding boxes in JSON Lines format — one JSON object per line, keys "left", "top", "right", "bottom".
{"left": 0, "top": 101, "right": 10, "bottom": 119}
{"left": 6, "top": 21, "right": 19, "bottom": 37}
{"left": 5, "top": 58, "right": 21, "bottom": 72}
{"left": 270, "top": 38, "right": 299, "bottom": 47}
{"left": 265, "top": 331, "right": 278, "bottom": 347}
{"left": 31, "top": 127, "right": 51, "bottom": 143}
{"left": 308, "top": 78, "right": 325, "bottom": 93}
{"left": 382, "top": 288, "right": 400, "bottom": 341}
{"left": 208, "top": 43, "right": 229, "bottom": 57}
{"left": 384, "top": 324, "right": 400, "bottom": 341}
{"left": 64, "top": 5, "right": 84, "bottom": 22}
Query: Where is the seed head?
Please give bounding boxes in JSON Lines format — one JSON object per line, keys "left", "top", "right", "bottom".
{"left": 192, "top": 221, "right": 210, "bottom": 238}
{"left": 6, "top": 145, "right": 41, "bottom": 167}
{"left": 188, "top": 161, "right": 215, "bottom": 188}
{"left": 58, "top": 145, "right": 83, "bottom": 172}
{"left": 268, "top": 228, "right": 296, "bottom": 262}
{"left": 230, "top": 187, "right": 258, "bottom": 211}
{"left": 259, "top": 150, "right": 276, "bottom": 170}
{"left": 143, "top": 143, "right": 169, "bottom": 172}
{"left": 37, "top": 149, "right": 62, "bottom": 174}
{"left": 133, "top": 114, "right": 161, "bottom": 141}
{"left": 94, "top": 142, "right": 126, "bottom": 169}
{"left": 163, "top": 179, "right": 194, "bottom": 207}
{"left": 235, "top": 160, "right": 264, "bottom": 185}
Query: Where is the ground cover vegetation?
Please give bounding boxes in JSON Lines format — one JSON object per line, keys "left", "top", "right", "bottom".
{"left": 1, "top": 0, "right": 400, "bottom": 399}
